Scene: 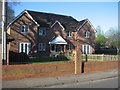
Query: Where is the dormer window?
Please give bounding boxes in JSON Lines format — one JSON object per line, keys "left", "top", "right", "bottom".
{"left": 39, "top": 27, "right": 46, "bottom": 36}
{"left": 67, "top": 31, "right": 72, "bottom": 37}
{"left": 20, "top": 25, "right": 29, "bottom": 33}
{"left": 85, "top": 31, "right": 90, "bottom": 38}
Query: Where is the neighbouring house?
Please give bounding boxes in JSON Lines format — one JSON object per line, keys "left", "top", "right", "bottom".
{"left": 7, "top": 10, "right": 96, "bottom": 61}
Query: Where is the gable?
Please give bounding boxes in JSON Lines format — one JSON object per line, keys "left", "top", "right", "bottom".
{"left": 51, "top": 20, "right": 65, "bottom": 30}
{"left": 77, "top": 19, "right": 96, "bottom": 33}
{"left": 7, "top": 10, "right": 39, "bottom": 29}
{"left": 49, "top": 35, "right": 67, "bottom": 44}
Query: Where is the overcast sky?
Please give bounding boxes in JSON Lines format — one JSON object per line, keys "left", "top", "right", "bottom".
{"left": 12, "top": 2, "right": 118, "bottom": 33}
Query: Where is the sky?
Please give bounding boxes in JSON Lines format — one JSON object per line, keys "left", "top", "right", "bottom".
{"left": 12, "top": 2, "right": 118, "bottom": 33}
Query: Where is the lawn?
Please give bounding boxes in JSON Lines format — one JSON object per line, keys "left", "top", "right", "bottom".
{"left": 29, "top": 55, "right": 70, "bottom": 64}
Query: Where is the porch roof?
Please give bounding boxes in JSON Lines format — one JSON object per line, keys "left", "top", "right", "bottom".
{"left": 49, "top": 35, "right": 67, "bottom": 45}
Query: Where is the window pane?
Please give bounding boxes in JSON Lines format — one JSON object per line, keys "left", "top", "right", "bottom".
{"left": 39, "top": 28, "right": 46, "bottom": 36}
{"left": 39, "top": 43, "right": 46, "bottom": 51}
{"left": 20, "top": 25, "right": 28, "bottom": 33}
{"left": 21, "top": 44, "right": 23, "bottom": 52}
{"left": 85, "top": 31, "right": 90, "bottom": 38}
{"left": 25, "top": 44, "right": 27, "bottom": 54}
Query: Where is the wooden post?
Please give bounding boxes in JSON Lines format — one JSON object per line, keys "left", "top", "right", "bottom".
{"left": 64, "top": 45, "right": 66, "bottom": 53}
{"left": 75, "top": 45, "right": 82, "bottom": 74}
{"left": 50, "top": 44, "right": 52, "bottom": 56}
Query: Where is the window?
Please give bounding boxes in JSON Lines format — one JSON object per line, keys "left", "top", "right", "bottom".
{"left": 85, "top": 31, "right": 90, "bottom": 38}
{"left": 38, "top": 43, "right": 46, "bottom": 51}
{"left": 20, "top": 25, "right": 29, "bottom": 33}
{"left": 67, "top": 31, "right": 72, "bottom": 37}
{"left": 19, "top": 42, "right": 31, "bottom": 54}
{"left": 67, "top": 44, "right": 73, "bottom": 50}
{"left": 82, "top": 45, "right": 92, "bottom": 54}
{"left": 39, "top": 27, "right": 46, "bottom": 36}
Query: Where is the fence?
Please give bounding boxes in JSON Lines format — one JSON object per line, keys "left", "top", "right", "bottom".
{"left": 82, "top": 54, "right": 118, "bottom": 61}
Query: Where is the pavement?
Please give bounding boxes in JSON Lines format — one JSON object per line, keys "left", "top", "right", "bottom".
{"left": 2, "top": 69, "right": 119, "bottom": 88}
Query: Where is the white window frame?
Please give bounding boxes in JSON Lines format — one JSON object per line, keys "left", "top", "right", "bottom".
{"left": 67, "top": 44, "right": 73, "bottom": 50}
{"left": 82, "top": 44, "right": 92, "bottom": 54}
{"left": 39, "top": 27, "right": 46, "bottom": 36}
{"left": 85, "top": 31, "right": 90, "bottom": 38}
{"left": 67, "top": 31, "right": 72, "bottom": 37}
{"left": 38, "top": 43, "right": 46, "bottom": 51}
{"left": 19, "top": 42, "right": 31, "bottom": 54}
{"left": 20, "top": 25, "right": 29, "bottom": 33}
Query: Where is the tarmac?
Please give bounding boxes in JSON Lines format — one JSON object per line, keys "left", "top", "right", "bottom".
{"left": 2, "top": 69, "right": 119, "bottom": 88}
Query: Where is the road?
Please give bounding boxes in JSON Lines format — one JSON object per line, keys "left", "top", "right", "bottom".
{"left": 3, "top": 69, "right": 118, "bottom": 88}
{"left": 44, "top": 77, "right": 118, "bottom": 88}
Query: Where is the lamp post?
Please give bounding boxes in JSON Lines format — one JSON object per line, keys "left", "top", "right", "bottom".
{"left": 2, "top": 0, "right": 7, "bottom": 65}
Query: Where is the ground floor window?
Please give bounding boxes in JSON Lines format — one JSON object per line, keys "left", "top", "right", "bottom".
{"left": 19, "top": 42, "right": 31, "bottom": 54}
{"left": 82, "top": 44, "right": 92, "bottom": 54}
{"left": 38, "top": 43, "right": 46, "bottom": 51}
{"left": 67, "top": 44, "right": 73, "bottom": 50}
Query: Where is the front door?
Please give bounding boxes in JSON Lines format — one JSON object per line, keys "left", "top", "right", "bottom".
{"left": 19, "top": 42, "right": 31, "bottom": 54}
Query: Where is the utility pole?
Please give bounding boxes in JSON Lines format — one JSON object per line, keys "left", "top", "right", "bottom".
{"left": 2, "top": 0, "right": 7, "bottom": 65}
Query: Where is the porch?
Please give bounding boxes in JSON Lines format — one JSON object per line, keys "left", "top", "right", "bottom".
{"left": 49, "top": 35, "right": 67, "bottom": 57}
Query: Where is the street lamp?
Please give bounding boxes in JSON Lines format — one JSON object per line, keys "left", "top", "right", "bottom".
{"left": 2, "top": 0, "right": 7, "bottom": 65}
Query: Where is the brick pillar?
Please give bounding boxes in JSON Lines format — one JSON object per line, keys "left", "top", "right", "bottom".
{"left": 74, "top": 45, "right": 82, "bottom": 74}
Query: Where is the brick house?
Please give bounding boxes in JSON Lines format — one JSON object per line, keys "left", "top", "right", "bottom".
{"left": 7, "top": 10, "right": 96, "bottom": 59}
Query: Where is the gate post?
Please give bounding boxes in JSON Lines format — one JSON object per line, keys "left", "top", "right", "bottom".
{"left": 75, "top": 45, "right": 82, "bottom": 74}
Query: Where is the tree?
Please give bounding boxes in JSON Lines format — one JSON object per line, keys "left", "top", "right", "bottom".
{"left": 95, "top": 34, "right": 107, "bottom": 49}
{"left": 96, "top": 25, "right": 104, "bottom": 36}
{"left": 96, "top": 26, "right": 102, "bottom": 36}
{"left": 105, "top": 27, "right": 118, "bottom": 48}
{"left": 0, "top": 2, "right": 15, "bottom": 24}
{"left": 0, "top": 1, "right": 19, "bottom": 36}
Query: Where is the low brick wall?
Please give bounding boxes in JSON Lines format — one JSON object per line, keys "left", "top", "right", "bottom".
{"left": 2, "top": 61, "right": 75, "bottom": 80}
{"left": 83, "top": 61, "right": 118, "bottom": 73}
{"left": 2, "top": 61, "right": 119, "bottom": 80}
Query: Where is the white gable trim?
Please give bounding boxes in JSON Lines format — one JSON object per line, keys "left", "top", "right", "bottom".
{"left": 77, "top": 20, "right": 87, "bottom": 31}
{"left": 7, "top": 10, "right": 39, "bottom": 29}
{"left": 87, "top": 19, "right": 96, "bottom": 32}
{"left": 25, "top": 11, "right": 39, "bottom": 26}
{"left": 51, "top": 20, "right": 65, "bottom": 30}
{"left": 77, "top": 19, "right": 96, "bottom": 32}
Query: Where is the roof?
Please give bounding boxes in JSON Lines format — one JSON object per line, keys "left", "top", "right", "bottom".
{"left": 49, "top": 35, "right": 67, "bottom": 45}
{"left": 8, "top": 10, "right": 94, "bottom": 32}
{"left": 27, "top": 10, "right": 79, "bottom": 31}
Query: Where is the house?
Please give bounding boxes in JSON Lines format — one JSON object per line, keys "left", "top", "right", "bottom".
{"left": 7, "top": 10, "right": 96, "bottom": 61}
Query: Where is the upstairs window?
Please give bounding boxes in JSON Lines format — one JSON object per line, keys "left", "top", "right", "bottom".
{"left": 85, "top": 31, "right": 90, "bottom": 38}
{"left": 39, "top": 27, "right": 46, "bottom": 36}
{"left": 38, "top": 43, "right": 46, "bottom": 51}
{"left": 20, "top": 25, "right": 29, "bottom": 33}
{"left": 67, "top": 31, "right": 72, "bottom": 37}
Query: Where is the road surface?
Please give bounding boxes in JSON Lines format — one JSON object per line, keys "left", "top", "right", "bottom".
{"left": 44, "top": 77, "right": 118, "bottom": 88}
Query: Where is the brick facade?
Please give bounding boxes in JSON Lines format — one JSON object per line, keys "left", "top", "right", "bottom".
{"left": 7, "top": 10, "right": 96, "bottom": 59}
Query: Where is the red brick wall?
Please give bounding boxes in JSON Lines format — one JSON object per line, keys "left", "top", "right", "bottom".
{"left": 84, "top": 61, "right": 118, "bottom": 73}
{"left": 2, "top": 61, "right": 119, "bottom": 80}
{"left": 2, "top": 62, "right": 75, "bottom": 80}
